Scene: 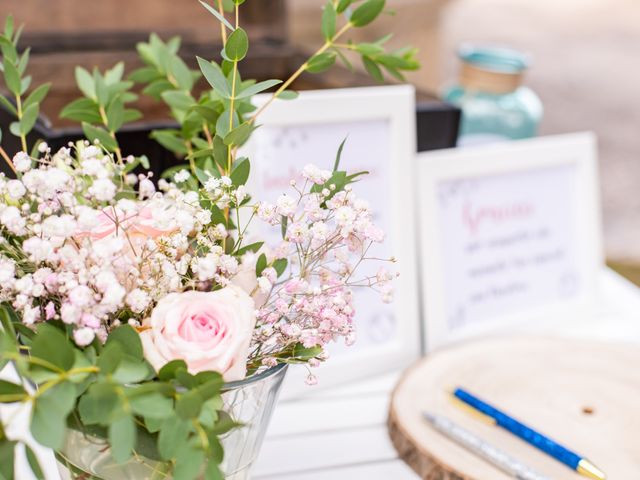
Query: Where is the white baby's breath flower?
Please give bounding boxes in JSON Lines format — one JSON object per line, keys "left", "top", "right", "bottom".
{"left": 12, "top": 152, "right": 31, "bottom": 172}
{"left": 73, "top": 327, "right": 96, "bottom": 347}
{"left": 276, "top": 194, "right": 296, "bottom": 217}
{"left": 126, "top": 288, "right": 151, "bottom": 313}
{"left": 6, "top": 180, "right": 26, "bottom": 200}
{"left": 89, "top": 178, "right": 117, "bottom": 202}
{"left": 174, "top": 170, "right": 191, "bottom": 183}
{"left": 0, "top": 206, "right": 26, "bottom": 235}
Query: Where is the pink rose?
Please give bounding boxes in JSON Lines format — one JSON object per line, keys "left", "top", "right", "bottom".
{"left": 139, "top": 286, "right": 256, "bottom": 381}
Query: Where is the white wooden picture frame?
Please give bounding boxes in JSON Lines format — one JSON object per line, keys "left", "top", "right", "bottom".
{"left": 242, "top": 85, "right": 421, "bottom": 395}
{"left": 416, "top": 133, "right": 603, "bottom": 351}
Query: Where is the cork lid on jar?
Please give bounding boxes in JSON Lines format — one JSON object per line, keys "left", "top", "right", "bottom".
{"left": 458, "top": 44, "right": 531, "bottom": 94}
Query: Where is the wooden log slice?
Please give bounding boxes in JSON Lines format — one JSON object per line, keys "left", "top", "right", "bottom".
{"left": 388, "top": 336, "right": 640, "bottom": 479}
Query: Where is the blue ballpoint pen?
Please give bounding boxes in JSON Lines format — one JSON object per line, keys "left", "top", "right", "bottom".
{"left": 452, "top": 387, "right": 606, "bottom": 480}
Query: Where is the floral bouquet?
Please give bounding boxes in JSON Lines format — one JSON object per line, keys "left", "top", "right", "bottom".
{"left": 0, "top": 1, "right": 418, "bottom": 478}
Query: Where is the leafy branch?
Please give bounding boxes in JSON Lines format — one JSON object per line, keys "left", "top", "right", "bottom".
{"left": 0, "top": 15, "right": 50, "bottom": 161}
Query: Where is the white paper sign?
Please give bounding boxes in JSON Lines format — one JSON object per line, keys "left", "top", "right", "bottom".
{"left": 418, "top": 133, "right": 602, "bottom": 351}
{"left": 437, "top": 165, "right": 580, "bottom": 331}
{"left": 250, "top": 119, "right": 397, "bottom": 355}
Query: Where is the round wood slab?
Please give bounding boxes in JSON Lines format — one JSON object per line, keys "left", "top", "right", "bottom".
{"left": 388, "top": 336, "right": 640, "bottom": 479}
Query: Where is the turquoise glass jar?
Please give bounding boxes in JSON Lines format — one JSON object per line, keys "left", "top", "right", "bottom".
{"left": 443, "top": 45, "right": 543, "bottom": 146}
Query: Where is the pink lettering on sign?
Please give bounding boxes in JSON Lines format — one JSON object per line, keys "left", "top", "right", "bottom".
{"left": 462, "top": 201, "right": 534, "bottom": 235}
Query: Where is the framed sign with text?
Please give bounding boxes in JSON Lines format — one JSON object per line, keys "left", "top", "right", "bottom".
{"left": 242, "top": 85, "right": 421, "bottom": 394}
{"left": 417, "top": 133, "right": 602, "bottom": 351}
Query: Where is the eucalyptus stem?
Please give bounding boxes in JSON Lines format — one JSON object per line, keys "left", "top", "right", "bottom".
{"left": 251, "top": 22, "right": 353, "bottom": 123}
{"left": 0, "top": 146, "right": 16, "bottom": 174}
{"left": 98, "top": 105, "right": 123, "bottom": 164}
{"left": 216, "top": 0, "right": 227, "bottom": 44}
{"left": 14, "top": 95, "right": 27, "bottom": 152}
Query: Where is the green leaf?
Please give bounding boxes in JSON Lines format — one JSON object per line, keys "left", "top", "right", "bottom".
{"left": 150, "top": 129, "right": 188, "bottom": 155}
{"left": 199, "top": 0, "right": 235, "bottom": 32}
{"left": 277, "top": 90, "right": 299, "bottom": 100}
{"left": 230, "top": 157, "right": 250, "bottom": 186}
{"left": 205, "top": 461, "right": 224, "bottom": 480}
{"left": 94, "top": 71, "right": 109, "bottom": 106}
{"left": 334, "top": 136, "right": 348, "bottom": 171}
{"left": 18, "top": 103, "right": 39, "bottom": 135}
{"left": 25, "top": 445, "right": 44, "bottom": 480}
{"left": 23, "top": 82, "right": 50, "bottom": 110}
{"left": 158, "top": 416, "right": 190, "bottom": 460}
{"left": 306, "top": 51, "right": 337, "bottom": 73}
{"left": 255, "top": 253, "right": 267, "bottom": 277}
{"left": 2, "top": 58, "right": 20, "bottom": 95}
{"left": 197, "top": 57, "right": 230, "bottom": 97}
{"left": 350, "top": 0, "right": 386, "bottom": 27}
{"left": 170, "top": 56, "right": 195, "bottom": 91}
{"left": 161, "top": 90, "right": 195, "bottom": 113}
{"left": 0, "top": 380, "right": 26, "bottom": 400}
{"left": 31, "top": 382, "right": 76, "bottom": 449}
{"left": 31, "top": 323, "right": 75, "bottom": 371}
{"left": 9, "top": 121, "right": 20, "bottom": 137}
{"left": 337, "top": 0, "right": 354, "bottom": 13}
{"left": 59, "top": 97, "right": 102, "bottom": 123}
{"left": 215, "top": 108, "right": 238, "bottom": 138}
{"left": 235, "top": 241, "right": 264, "bottom": 256}
{"left": 322, "top": 1, "right": 337, "bottom": 40}
{"left": 112, "top": 356, "right": 153, "bottom": 384}
{"left": 159, "top": 359, "right": 188, "bottom": 381}
{"left": 109, "top": 414, "right": 136, "bottom": 464}
{"left": 82, "top": 122, "right": 118, "bottom": 151}
{"left": 0, "top": 439, "right": 16, "bottom": 480}
{"left": 104, "top": 62, "right": 125, "bottom": 84}
{"left": 105, "top": 325, "right": 143, "bottom": 359}
{"left": 75, "top": 66, "right": 96, "bottom": 99}
{"left": 190, "top": 105, "right": 219, "bottom": 123}
{"left": 174, "top": 445, "right": 205, "bottom": 480}
{"left": 0, "top": 95, "right": 17, "bottom": 115}
{"left": 128, "top": 66, "right": 160, "bottom": 83}
{"left": 78, "top": 382, "right": 119, "bottom": 425}
{"left": 224, "top": 27, "right": 249, "bottom": 62}
{"left": 143, "top": 78, "right": 174, "bottom": 98}
{"left": 362, "top": 55, "right": 384, "bottom": 82}
{"left": 273, "top": 258, "right": 288, "bottom": 277}
{"left": 224, "top": 122, "right": 256, "bottom": 146}
{"left": 129, "top": 392, "right": 174, "bottom": 419}
{"left": 106, "top": 98, "right": 125, "bottom": 131}
{"left": 176, "top": 389, "right": 204, "bottom": 419}
{"left": 236, "top": 79, "right": 282, "bottom": 99}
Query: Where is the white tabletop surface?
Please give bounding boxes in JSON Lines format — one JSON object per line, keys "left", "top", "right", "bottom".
{"left": 4, "top": 267, "right": 640, "bottom": 479}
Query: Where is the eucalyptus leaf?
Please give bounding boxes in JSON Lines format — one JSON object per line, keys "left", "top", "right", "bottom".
{"left": 321, "top": 1, "right": 337, "bottom": 40}
{"left": 199, "top": 0, "right": 235, "bottom": 32}
{"left": 109, "top": 414, "right": 136, "bottom": 464}
{"left": 19, "top": 103, "right": 38, "bottom": 135}
{"left": 235, "top": 79, "right": 282, "bottom": 99}
{"left": 31, "top": 381, "right": 76, "bottom": 449}
{"left": 25, "top": 445, "right": 44, "bottom": 480}
{"left": 306, "top": 51, "right": 337, "bottom": 73}
{"left": 350, "top": 0, "right": 386, "bottom": 27}
{"left": 230, "top": 157, "right": 250, "bottom": 186}
{"left": 197, "top": 57, "right": 230, "bottom": 98}
{"left": 2, "top": 58, "right": 20, "bottom": 95}
{"left": 158, "top": 416, "right": 190, "bottom": 460}
{"left": 31, "top": 323, "right": 74, "bottom": 371}
{"left": 82, "top": 122, "right": 118, "bottom": 151}
{"left": 23, "top": 82, "right": 50, "bottom": 110}
{"left": 0, "top": 439, "right": 16, "bottom": 480}
{"left": 75, "top": 66, "right": 95, "bottom": 99}
{"left": 224, "top": 28, "right": 249, "bottom": 62}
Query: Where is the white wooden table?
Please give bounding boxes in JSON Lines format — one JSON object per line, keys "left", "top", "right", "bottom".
{"left": 4, "top": 268, "right": 640, "bottom": 479}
